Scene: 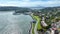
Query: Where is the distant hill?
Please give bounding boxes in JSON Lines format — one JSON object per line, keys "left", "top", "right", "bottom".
{"left": 0, "top": 6, "right": 60, "bottom": 13}
{"left": 39, "top": 6, "right": 60, "bottom": 17}
{"left": 0, "top": 6, "right": 45, "bottom": 11}
{"left": 0, "top": 6, "right": 30, "bottom": 11}
{"left": 40, "top": 6, "right": 60, "bottom": 12}
{"left": 28, "top": 6, "right": 45, "bottom": 10}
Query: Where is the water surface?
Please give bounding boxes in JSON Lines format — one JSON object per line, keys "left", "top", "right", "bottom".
{"left": 0, "top": 11, "right": 33, "bottom": 34}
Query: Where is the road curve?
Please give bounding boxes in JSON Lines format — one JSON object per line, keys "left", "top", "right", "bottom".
{"left": 34, "top": 20, "right": 38, "bottom": 34}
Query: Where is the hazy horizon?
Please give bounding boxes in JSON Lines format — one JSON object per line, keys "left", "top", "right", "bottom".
{"left": 0, "top": 0, "right": 60, "bottom": 7}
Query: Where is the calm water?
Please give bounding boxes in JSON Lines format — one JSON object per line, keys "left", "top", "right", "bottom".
{"left": 0, "top": 11, "right": 33, "bottom": 34}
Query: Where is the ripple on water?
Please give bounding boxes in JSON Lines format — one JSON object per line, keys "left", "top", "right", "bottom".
{"left": 0, "top": 12, "right": 33, "bottom": 34}
{"left": 0, "top": 24, "right": 23, "bottom": 34}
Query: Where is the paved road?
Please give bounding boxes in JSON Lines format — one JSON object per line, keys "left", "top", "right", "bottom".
{"left": 34, "top": 21, "right": 38, "bottom": 34}
{"left": 31, "top": 14, "right": 38, "bottom": 34}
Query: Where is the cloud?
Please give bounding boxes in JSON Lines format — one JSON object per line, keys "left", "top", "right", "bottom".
{"left": 22, "top": 0, "right": 30, "bottom": 2}
{"left": 0, "top": 0, "right": 60, "bottom": 7}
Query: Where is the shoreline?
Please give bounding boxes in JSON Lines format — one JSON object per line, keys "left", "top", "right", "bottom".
{"left": 29, "top": 13, "right": 42, "bottom": 34}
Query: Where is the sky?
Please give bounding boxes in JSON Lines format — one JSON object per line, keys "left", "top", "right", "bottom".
{"left": 0, "top": 0, "right": 60, "bottom": 7}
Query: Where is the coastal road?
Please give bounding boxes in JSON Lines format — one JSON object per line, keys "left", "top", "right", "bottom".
{"left": 31, "top": 14, "right": 38, "bottom": 34}
{"left": 33, "top": 16, "right": 41, "bottom": 34}
{"left": 31, "top": 14, "right": 42, "bottom": 34}
{"left": 34, "top": 20, "right": 38, "bottom": 34}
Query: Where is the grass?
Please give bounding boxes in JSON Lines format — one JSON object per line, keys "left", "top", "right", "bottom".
{"left": 32, "top": 23, "right": 35, "bottom": 34}
{"left": 31, "top": 13, "right": 42, "bottom": 34}
{"left": 33, "top": 16, "right": 42, "bottom": 30}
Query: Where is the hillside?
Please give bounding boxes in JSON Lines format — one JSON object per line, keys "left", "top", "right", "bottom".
{"left": 40, "top": 6, "right": 60, "bottom": 12}
{"left": 0, "top": 6, "right": 30, "bottom": 11}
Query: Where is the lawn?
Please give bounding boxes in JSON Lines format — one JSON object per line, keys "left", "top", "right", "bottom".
{"left": 33, "top": 15, "right": 42, "bottom": 30}
{"left": 31, "top": 13, "right": 42, "bottom": 34}
{"left": 32, "top": 23, "right": 35, "bottom": 34}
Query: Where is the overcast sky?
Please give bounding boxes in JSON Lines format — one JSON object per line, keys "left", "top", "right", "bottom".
{"left": 0, "top": 0, "right": 60, "bottom": 7}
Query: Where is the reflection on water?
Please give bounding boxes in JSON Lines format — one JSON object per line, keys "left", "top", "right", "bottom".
{"left": 0, "top": 11, "right": 33, "bottom": 34}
